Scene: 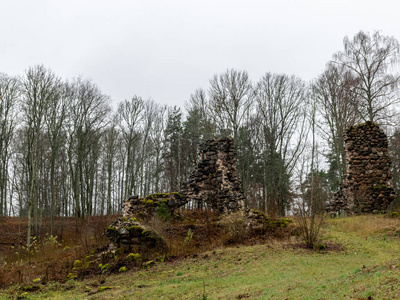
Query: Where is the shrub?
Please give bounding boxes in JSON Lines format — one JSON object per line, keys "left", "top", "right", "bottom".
{"left": 295, "top": 208, "right": 325, "bottom": 249}
{"left": 156, "top": 203, "right": 172, "bottom": 222}
{"left": 220, "top": 211, "right": 248, "bottom": 244}
{"left": 183, "top": 228, "right": 194, "bottom": 248}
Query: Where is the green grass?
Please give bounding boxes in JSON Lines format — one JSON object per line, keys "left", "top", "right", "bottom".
{"left": 3, "top": 215, "right": 400, "bottom": 299}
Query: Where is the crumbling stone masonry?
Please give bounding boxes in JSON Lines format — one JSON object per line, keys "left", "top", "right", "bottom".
{"left": 182, "top": 137, "right": 245, "bottom": 213}
{"left": 327, "top": 122, "right": 397, "bottom": 215}
{"left": 121, "top": 137, "right": 245, "bottom": 218}
{"left": 105, "top": 217, "right": 168, "bottom": 254}
{"left": 123, "top": 193, "right": 187, "bottom": 219}
{"left": 106, "top": 137, "right": 247, "bottom": 253}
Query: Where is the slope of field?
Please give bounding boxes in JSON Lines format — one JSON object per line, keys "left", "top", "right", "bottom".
{"left": 2, "top": 215, "right": 400, "bottom": 299}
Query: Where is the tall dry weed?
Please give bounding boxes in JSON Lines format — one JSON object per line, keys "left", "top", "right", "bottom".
{"left": 0, "top": 215, "right": 115, "bottom": 288}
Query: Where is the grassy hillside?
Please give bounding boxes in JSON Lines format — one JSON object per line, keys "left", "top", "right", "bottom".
{"left": 2, "top": 215, "right": 400, "bottom": 299}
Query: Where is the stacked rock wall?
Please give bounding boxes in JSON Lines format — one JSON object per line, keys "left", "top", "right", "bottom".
{"left": 327, "top": 122, "right": 396, "bottom": 215}
{"left": 105, "top": 217, "right": 168, "bottom": 254}
{"left": 121, "top": 137, "right": 245, "bottom": 219}
{"left": 123, "top": 193, "right": 187, "bottom": 219}
{"left": 183, "top": 137, "right": 245, "bottom": 213}
{"left": 107, "top": 137, "right": 246, "bottom": 253}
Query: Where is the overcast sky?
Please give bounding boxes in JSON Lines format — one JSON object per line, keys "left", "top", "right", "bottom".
{"left": 1, "top": 0, "right": 400, "bottom": 109}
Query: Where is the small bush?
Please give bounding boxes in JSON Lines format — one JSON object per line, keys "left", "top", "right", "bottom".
{"left": 183, "top": 228, "right": 194, "bottom": 248}
{"left": 295, "top": 211, "right": 325, "bottom": 249}
{"left": 156, "top": 203, "right": 172, "bottom": 222}
{"left": 221, "top": 211, "right": 248, "bottom": 244}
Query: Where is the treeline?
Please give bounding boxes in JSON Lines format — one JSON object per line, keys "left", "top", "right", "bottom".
{"left": 1, "top": 30, "right": 400, "bottom": 230}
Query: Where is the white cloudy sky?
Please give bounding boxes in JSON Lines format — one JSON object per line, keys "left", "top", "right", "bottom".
{"left": 1, "top": 0, "right": 400, "bottom": 109}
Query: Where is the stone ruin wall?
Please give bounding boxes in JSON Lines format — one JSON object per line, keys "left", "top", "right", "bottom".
{"left": 107, "top": 137, "right": 293, "bottom": 252}
{"left": 182, "top": 137, "right": 245, "bottom": 214}
{"left": 327, "top": 122, "right": 396, "bottom": 215}
{"left": 123, "top": 193, "right": 187, "bottom": 219}
{"left": 122, "top": 137, "right": 245, "bottom": 218}
{"left": 107, "top": 137, "right": 247, "bottom": 252}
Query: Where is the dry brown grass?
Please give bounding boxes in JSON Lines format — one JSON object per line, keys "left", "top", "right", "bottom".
{"left": 149, "top": 209, "right": 294, "bottom": 258}
{"left": 0, "top": 215, "right": 117, "bottom": 288}
{"left": 331, "top": 214, "right": 400, "bottom": 236}
{"left": 0, "top": 210, "right": 295, "bottom": 290}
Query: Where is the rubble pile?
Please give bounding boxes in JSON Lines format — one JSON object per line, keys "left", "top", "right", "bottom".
{"left": 105, "top": 217, "right": 167, "bottom": 255}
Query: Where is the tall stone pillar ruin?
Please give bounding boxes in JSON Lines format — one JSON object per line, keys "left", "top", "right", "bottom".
{"left": 183, "top": 137, "right": 245, "bottom": 213}
{"left": 327, "top": 122, "right": 396, "bottom": 215}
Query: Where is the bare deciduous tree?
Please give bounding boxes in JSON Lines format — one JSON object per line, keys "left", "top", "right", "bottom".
{"left": 66, "top": 77, "right": 111, "bottom": 218}
{"left": 21, "top": 65, "right": 61, "bottom": 244}
{"left": 333, "top": 31, "right": 400, "bottom": 123}
{"left": 0, "top": 74, "right": 20, "bottom": 216}
{"left": 208, "top": 69, "right": 253, "bottom": 140}
{"left": 254, "top": 73, "right": 308, "bottom": 216}
{"left": 116, "top": 96, "right": 144, "bottom": 198}
{"left": 312, "top": 64, "right": 361, "bottom": 190}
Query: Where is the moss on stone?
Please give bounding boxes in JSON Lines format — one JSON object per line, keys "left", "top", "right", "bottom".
{"left": 118, "top": 266, "right": 127, "bottom": 273}
{"left": 127, "top": 225, "right": 144, "bottom": 234}
{"left": 170, "top": 192, "right": 185, "bottom": 198}
{"left": 265, "top": 217, "right": 292, "bottom": 228}
{"left": 145, "top": 200, "right": 154, "bottom": 206}
{"left": 73, "top": 260, "right": 82, "bottom": 268}
{"left": 145, "top": 193, "right": 170, "bottom": 200}
{"left": 100, "top": 263, "right": 110, "bottom": 272}
{"left": 127, "top": 253, "right": 141, "bottom": 260}
{"left": 373, "top": 185, "right": 388, "bottom": 189}
{"left": 98, "top": 286, "right": 113, "bottom": 292}
{"left": 142, "top": 260, "right": 155, "bottom": 269}
{"left": 67, "top": 273, "right": 77, "bottom": 280}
